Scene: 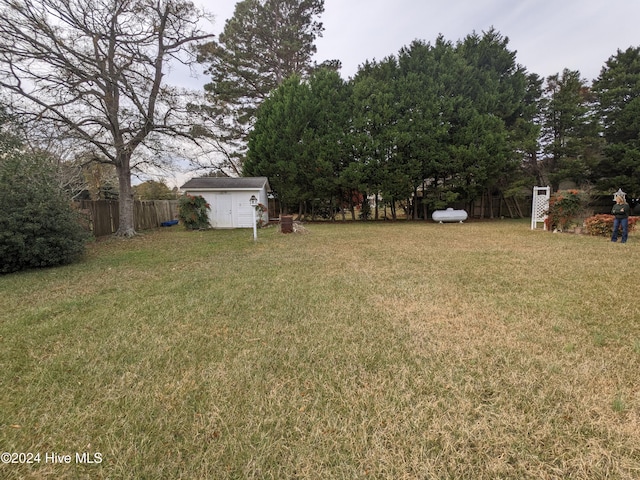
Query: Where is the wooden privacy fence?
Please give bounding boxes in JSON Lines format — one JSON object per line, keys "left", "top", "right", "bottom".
{"left": 75, "top": 200, "right": 179, "bottom": 237}
{"left": 468, "top": 193, "right": 639, "bottom": 219}
{"left": 466, "top": 193, "right": 529, "bottom": 219}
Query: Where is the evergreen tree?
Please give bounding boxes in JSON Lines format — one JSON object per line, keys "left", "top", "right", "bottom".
{"left": 541, "top": 69, "right": 599, "bottom": 189}
{"left": 512, "top": 73, "right": 544, "bottom": 188}
{"left": 397, "top": 38, "right": 467, "bottom": 214}
{"left": 244, "top": 75, "right": 312, "bottom": 212}
{"left": 305, "top": 69, "right": 351, "bottom": 218}
{"left": 198, "top": 0, "right": 327, "bottom": 171}
{"left": 396, "top": 38, "right": 455, "bottom": 218}
{"left": 0, "top": 145, "right": 88, "bottom": 274}
{"left": 0, "top": 105, "right": 21, "bottom": 152}
{"left": 244, "top": 69, "right": 350, "bottom": 217}
{"left": 452, "top": 30, "right": 527, "bottom": 209}
{"left": 592, "top": 46, "right": 640, "bottom": 195}
{"left": 350, "top": 58, "right": 403, "bottom": 219}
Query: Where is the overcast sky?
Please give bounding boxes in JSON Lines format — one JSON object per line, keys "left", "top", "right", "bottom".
{"left": 194, "top": 0, "right": 640, "bottom": 85}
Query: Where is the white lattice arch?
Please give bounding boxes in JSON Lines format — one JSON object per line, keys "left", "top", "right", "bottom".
{"left": 531, "top": 186, "right": 550, "bottom": 230}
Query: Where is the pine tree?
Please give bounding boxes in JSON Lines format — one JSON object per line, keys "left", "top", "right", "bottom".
{"left": 198, "top": 0, "right": 327, "bottom": 171}
{"left": 592, "top": 46, "right": 640, "bottom": 195}
{"left": 540, "top": 69, "right": 599, "bottom": 190}
{"left": 244, "top": 75, "right": 312, "bottom": 213}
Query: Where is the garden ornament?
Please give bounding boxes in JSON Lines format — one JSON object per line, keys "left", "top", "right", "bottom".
{"left": 613, "top": 188, "right": 626, "bottom": 202}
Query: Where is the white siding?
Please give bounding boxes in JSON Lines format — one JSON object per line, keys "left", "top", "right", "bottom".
{"left": 183, "top": 187, "right": 268, "bottom": 229}
{"left": 235, "top": 191, "right": 254, "bottom": 228}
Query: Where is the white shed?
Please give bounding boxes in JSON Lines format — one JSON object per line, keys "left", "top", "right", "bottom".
{"left": 180, "top": 177, "right": 271, "bottom": 228}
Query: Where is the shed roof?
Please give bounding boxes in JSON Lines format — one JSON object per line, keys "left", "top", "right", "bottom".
{"left": 181, "top": 176, "right": 270, "bottom": 191}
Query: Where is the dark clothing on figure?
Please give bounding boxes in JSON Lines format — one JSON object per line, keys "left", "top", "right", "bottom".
{"left": 611, "top": 202, "right": 631, "bottom": 243}
{"left": 612, "top": 202, "right": 631, "bottom": 219}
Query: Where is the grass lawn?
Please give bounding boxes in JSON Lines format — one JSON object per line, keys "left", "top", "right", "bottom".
{"left": 1, "top": 220, "right": 639, "bottom": 479}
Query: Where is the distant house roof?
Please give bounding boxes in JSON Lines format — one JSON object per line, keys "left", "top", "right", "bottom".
{"left": 181, "top": 176, "right": 270, "bottom": 191}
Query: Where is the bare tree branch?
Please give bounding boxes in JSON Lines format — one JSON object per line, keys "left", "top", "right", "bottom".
{"left": 0, "top": 0, "right": 214, "bottom": 235}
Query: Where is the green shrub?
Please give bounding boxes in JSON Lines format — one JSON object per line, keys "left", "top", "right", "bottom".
{"left": 0, "top": 149, "right": 88, "bottom": 274}
{"left": 584, "top": 214, "right": 638, "bottom": 237}
{"left": 177, "top": 194, "right": 211, "bottom": 230}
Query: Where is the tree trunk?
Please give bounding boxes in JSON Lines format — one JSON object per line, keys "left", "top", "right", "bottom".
{"left": 374, "top": 193, "right": 379, "bottom": 220}
{"left": 487, "top": 190, "right": 494, "bottom": 219}
{"left": 349, "top": 192, "right": 356, "bottom": 221}
{"left": 115, "top": 161, "right": 136, "bottom": 237}
{"left": 422, "top": 181, "right": 428, "bottom": 221}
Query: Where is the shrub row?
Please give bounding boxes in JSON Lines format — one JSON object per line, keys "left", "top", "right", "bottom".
{"left": 583, "top": 214, "right": 638, "bottom": 237}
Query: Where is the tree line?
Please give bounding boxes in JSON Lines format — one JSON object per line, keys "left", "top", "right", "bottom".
{"left": 243, "top": 31, "right": 640, "bottom": 219}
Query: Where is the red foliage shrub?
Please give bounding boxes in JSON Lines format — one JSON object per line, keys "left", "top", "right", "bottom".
{"left": 583, "top": 214, "right": 638, "bottom": 237}
{"left": 544, "top": 190, "right": 586, "bottom": 231}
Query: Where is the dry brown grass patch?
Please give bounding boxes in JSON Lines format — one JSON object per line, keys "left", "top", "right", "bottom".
{"left": 1, "top": 221, "right": 639, "bottom": 479}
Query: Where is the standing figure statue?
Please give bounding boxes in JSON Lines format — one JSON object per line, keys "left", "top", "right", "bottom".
{"left": 611, "top": 189, "right": 631, "bottom": 243}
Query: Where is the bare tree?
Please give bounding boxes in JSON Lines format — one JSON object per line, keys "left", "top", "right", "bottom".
{"left": 0, "top": 0, "right": 214, "bottom": 236}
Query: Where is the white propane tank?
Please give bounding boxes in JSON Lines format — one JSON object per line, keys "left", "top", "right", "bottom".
{"left": 432, "top": 208, "right": 468, "bottom": 223}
